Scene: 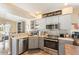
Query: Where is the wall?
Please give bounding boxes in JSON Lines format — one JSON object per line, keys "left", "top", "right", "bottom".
{"left": 62, "top": 7, "right": 79, "bottom": 23}
{"left": 71, "top": 7, "right": 79, "bottom": 32}
{"left": 0, "top": 17, "right": 17, "bottom": 33}
{"left": 72, "top": 7, "right": 79, "bottom": 23}
{"left": 62, "top": 7, "right": 73, "bottom": 15}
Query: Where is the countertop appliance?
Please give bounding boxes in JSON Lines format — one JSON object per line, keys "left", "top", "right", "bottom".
{"left": 72, "top": 32, "right": 79, "bottom": 39}
{"left": 60, "top": 34, "right": 64, "bottom": 37}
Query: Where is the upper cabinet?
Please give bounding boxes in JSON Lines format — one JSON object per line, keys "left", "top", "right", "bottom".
{"left": 17, "top": 21, "right": 25, "bottom": 33}
{"left": 30, "top": 20, "right": 35, "bottom": 29}
{"left": 37, "top": 18, "right": 46, "bottom": 30}
{"left": 46, "top": 16, "right": 59, "bottom": 25}
{"left": 59, "top": 14, "right": 72, "bottom": 30}
{"left": 31, "top": 14, "right": 72, "bottom": 31}
{"left": 30, "top": 19, "right": 44, "bottom": 30}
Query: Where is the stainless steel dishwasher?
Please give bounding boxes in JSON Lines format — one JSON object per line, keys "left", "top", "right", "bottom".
{"left": 18, "top": 38, "right": 28, "bottom": 54}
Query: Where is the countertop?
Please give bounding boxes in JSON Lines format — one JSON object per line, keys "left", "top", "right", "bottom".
{"left": 64, "top": 44, "right": 79, "bottom": 55}
{"left": 11, "top": 33, "right": 28, "bottom": 39}
{"left": 11, "top": 33, "right": 74, "bottom": 41}
{"left": 11, "top": 33, "right": 47, "bottom": 40}
{"left": 58, "top": 37, "right": 74, "bottom": 41}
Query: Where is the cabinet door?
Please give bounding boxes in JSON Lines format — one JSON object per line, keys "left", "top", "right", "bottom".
{"left": 12, "top": 39, "right": 19, "bottom": 55}
{"left": 34, "top": 37, "right": 39, "bottom": 48}
{"left": 46, "top": 16, "right": 59, "bottom": 25}
{"left": 28, "top": 37, "right": 35, "bottom": 49}
{"left": 17, "top": 21, "right": 25, "bottom": 33}
{"left": 38, "top": 18, "right": 46, "bottom": 30}
{"left": 38, "top": 37, "right": 44, "bottom": 50}
{"left": 28, "top": 37, "right": 38, "bottom": 49}
{"left": 59, "top": 14, "right": 72, "bottom": 30}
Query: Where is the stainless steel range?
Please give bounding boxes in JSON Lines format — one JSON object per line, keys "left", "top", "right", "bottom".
{"left": 44, "top": 35, "right": 59, "bottom": 55}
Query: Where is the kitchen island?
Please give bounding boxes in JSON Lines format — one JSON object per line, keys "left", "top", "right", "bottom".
{"left": 10, "top": 33, "right": 28, "bottom": 55}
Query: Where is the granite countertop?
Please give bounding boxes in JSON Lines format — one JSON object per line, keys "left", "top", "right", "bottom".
{"left": 11, "top": 33, "right": 75, "bottom": 41}
{"left": 11, "top": 33, "right": 28, "bottom": 39}
{"left": 58, "top": 37, "right": 74, "bottom": 41}
{"left": 11, "top": 33, "right": 47, "bottom": 40}
{"left": 28, "top": 35, "right": 47, "bottom": 38}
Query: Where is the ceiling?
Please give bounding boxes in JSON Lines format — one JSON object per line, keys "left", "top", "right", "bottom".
{"left": 14, "top": 3, "right": 64, "bottom": 14}
{"left": 0, "top": 3, "right": 35, "bottom": 19}
{"left": 0, "top": 3, "right": 79, "bottom": 20}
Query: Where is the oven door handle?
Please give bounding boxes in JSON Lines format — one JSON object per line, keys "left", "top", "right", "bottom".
{"left": 45, "top": 39, "right": 58, "bottom": 42}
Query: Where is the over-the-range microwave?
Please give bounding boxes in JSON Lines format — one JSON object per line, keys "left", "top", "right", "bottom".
{"left": 46, "top": 24, "right": 59, "bottom": 29}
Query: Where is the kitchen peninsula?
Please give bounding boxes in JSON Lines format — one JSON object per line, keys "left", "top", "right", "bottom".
{"left": 10, "top": 33, "right": 47, "bottom": 55}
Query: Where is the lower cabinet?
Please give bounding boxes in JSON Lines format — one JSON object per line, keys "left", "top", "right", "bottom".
{"left": 38, "top": 37, "right": 44, "bottom": 50}
{"left": 28, "top": 37, "right": 39, "bottom": 49}
{"left": 58, "top": 39, "right": 73, "bottom": 55}
{"left": 11, "top": 38, "right": 19, "bottom": 55}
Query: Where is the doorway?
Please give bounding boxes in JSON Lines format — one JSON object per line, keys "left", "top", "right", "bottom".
{"left": 0, "top": 24, "right": 11, "bottom": 55}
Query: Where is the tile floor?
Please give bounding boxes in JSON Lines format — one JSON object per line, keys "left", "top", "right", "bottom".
{"left": 22, "top": 49, "right": 50, "bottom": 55}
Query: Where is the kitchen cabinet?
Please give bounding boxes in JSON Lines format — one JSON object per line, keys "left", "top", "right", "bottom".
{"left": 17, "top": 21, "right": 25, "bottom": 33}
{"left": 38, "top": 18, "right": 46, "bottom": 30}
{"left": 38, "top": 37, "right": 44, "bottom": 50}
{"left": 59, "top": 14, "right": 72, "bottom": 34}
{"left": 45, "top": 16, "right": 59, "bottom": 35}
{"left": 11, "top": 38, "right": 19, "bottom": 55}
{"left": 32, "top": 14, "right": 72, "bottom": 33}
{"left": 46, "top": 16, "right": 59, "bottom": 25}
{"left": 58, "top": 38, "right": 73, "bottom": 55}
{"left": 28, "top": 37, "right": 39, "bottom": 49}
{"left": 37, "top": 16, "right": 59, "bottom": 30}
{"left": 11, "top": 38, "right": 28, "bottom": 55}
{"left": 31, "top": 20, "right": 40, "bottom": 30}
{"left": 30, "top": 20, "right": 35, "bottom": 29}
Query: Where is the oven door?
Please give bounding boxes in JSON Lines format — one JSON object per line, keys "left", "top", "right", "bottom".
{"left": 44, "top": 39, "right": 58, "bottom": 50}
